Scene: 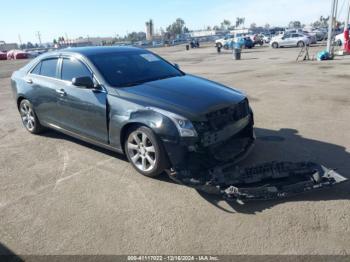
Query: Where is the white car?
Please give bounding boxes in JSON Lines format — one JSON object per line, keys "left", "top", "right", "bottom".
{"left": 215, "top": 34, "right": 234, "bottom": 48}
{"left": 270, "top": 33, "right": 310, "bottom": 48}
{"left": 260, "top": 34, "right": 272, "bottom": 43}
{"left": 286, "top": 29, "right": 317, "bottom": 44}
{"left": 335, "top": 30, "right": 348, "bottom": 46}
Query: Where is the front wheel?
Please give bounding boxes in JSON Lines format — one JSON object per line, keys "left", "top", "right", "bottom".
{"left": 19, "top": 99, "right": 45, "bottom": 134}
{"left": 125, "top": 126, "right": 169, "bottom": 177}
{"left": 272, "top": 42, "right": 278, "bottom": 48}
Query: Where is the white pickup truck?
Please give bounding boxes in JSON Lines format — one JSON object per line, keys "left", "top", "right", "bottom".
{"left": 215, "top": 34, "right": 235, "bottom": 48}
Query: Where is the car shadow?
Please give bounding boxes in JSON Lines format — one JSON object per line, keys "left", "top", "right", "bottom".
{"left": 196, "top": 127, "right": 350, "bottom": 214}
{"left": 40, "top": 130, "right": 128, "bottom": 161}
{"left": 40, "top": 127, "right": 350, "bottom": 214}
{"left": 0, "top": 242, "right": 24, "bottom": 262}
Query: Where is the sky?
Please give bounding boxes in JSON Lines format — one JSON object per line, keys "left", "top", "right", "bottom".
{"left": 1, "top": 0, "right": 348, "bottom": 44}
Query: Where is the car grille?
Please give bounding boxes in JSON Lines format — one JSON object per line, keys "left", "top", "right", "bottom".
{"left": 205, "top": 99, "right": 250, "bottom": 130}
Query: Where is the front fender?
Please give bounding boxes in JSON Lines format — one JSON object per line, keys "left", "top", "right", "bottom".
{"left": 109, "top": 107, "right": 180, "bottom": 150}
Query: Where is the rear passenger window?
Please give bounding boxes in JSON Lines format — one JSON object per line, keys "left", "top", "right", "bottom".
{"left": 61, "top": 58, "right": 91, "bottom": 81}
{"left": 40, "top": 59, "right": 58, "bottom": 78}
{"left": 31, "top": 62, "right": 42, "bottom": 75}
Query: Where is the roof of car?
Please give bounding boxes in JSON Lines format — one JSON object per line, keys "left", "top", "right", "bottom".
{"left": 61, "top": 46, "right": 146, "bottom": 56}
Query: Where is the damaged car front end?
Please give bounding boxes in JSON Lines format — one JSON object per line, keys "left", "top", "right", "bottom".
{"left": 113, "top": 74, "right": 347, "bottom": 203}
{"left": 159, "top": 97, "right": 255, "bottom": 176}
{"left": 152, "top": 98, "right": 347, "bottom": 203}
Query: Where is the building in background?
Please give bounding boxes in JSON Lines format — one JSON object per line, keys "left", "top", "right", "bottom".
{"left": 145, "top": 19, "right": 154, "bottom": 41}
{"left": 56, "top": 37, "right": 117, "bottom": 48}
{"left": 0, "top": 41, "right": 18, "bottom": 51}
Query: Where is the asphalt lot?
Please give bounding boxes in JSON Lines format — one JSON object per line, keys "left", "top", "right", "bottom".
{"left": 1, "top": 44, "right": 350, "bottom": 255}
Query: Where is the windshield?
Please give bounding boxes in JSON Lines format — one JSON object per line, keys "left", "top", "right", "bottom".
{"left": 88, "top": 51, "right": 184, "bottom": 87}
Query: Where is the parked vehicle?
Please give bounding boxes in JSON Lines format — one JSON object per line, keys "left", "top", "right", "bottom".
{"left": 286, "top": 29, "right": 317, "bottom": 44}
{"left": 312, "top": 28, "right": 328, "bottom": 41}
{"left": 215, "top": 34, "right": 235, "bottom": 48}
{"left": 335, "top": 30, "right": 349, "bottom": 46}
{"left": 190, "top": 39, "right": 200, "bottom": 48}
{"left": 237, "top": 37, "right": 254, "bottom": 49}
{"left": 11, "top": 47, "right": 255, "bottom": 177}
{"left": 225, "top": 36, "right": 254, "bottom": 49}
{"left": 7, "top": 50, "right": 30, "bottom": 60}
{"left": 270, "top": 33, "right": 310, "bottom": 48}
{"left": 26, "top": 50, "right": 41, "bottom": 58}
{"left": 249, "top": 34, "right": 264, "bottom": 46}
{"left": 0, "top": 51, "right": 7, "bottom": 60}
{"left": 260, "top": 34, "right": 272, "bottom": 43}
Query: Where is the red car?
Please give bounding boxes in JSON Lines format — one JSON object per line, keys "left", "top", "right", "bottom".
{"left": 7, "top": 50, "right": 29, "bottom": 60}
{"left": 0, "top": 51, "right": 7, "bottom": 60}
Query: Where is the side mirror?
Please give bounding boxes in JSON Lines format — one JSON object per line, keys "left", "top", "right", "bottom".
{"left": 174, "top": 63, "right": 180, "bottom": 69}
{"left": 72, "top": 76, "right": 94, "bottom": 89}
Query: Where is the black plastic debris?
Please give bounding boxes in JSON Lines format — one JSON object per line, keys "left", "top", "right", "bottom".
{"left": 167, "top": 161, "right": 348, "bottom": 203}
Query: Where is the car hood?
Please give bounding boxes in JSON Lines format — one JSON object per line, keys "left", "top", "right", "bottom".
{"left": 114, "top": 75, "right": 246, "bottom": 121}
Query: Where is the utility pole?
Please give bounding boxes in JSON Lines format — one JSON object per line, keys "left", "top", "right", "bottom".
{"left": 36, "top": 31, "right": 42, "bottom": 46}
{"left": 346, "top": 0, "right": 350, "bottom": 31}
{"left": 327, "top": 0, "right": 337, "bottom": 53}
{"left": 335, "top": 0, "right": 339, "bottom": 19}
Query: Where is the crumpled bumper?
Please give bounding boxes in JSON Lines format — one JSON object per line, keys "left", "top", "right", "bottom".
{"left": 167, "top": 161, "right": 348, "bottom": 202}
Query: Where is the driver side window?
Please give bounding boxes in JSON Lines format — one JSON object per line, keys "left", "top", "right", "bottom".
{"left": 61, "top": 57, "right": 92, "bottom": 82}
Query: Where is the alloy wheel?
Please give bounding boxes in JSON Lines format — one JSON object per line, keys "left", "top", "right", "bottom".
{"left": 20, "top": 102, "right": 36, "bottom": 132}
{"left": 127, "top": 130, "right": 156, "bottom": 172}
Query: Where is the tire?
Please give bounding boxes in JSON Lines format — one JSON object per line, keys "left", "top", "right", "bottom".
{"left": 297, "top": 41, "right": 305, "bottom": 47}
{"left": 337, "top": 40, "right": 342, "bottom": 46}
{"left": 19, "top": 99, "right": 45, "bottom": 134}
{"left": 272, "top": 42, "right": 278, "bottom": 48}
{"left": 124, "top": 126, "right": 169, "bottom": 177}
{"left": 216, "top": 43, "right": 222, "bottom": 48}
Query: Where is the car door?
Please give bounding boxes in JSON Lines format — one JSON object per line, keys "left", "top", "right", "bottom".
{"left": 54, "top": 56, "right": 108, "bottom": 144}
{"left": 291, "top": 34, "right": 301, "bottom": 46}
{"left": 281, "top": 34, "right": 292, "bottom": 46}
{"left": 26, "top": 57, "right": 62, "bottom": 125}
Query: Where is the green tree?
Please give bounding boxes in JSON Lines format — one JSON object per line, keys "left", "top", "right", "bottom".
{"left": 250, "top": 23, "right": 257, "bottom": 30}
{"left": 166, "top": 18, "right": 187, "bottom": 38}
{"left": 235, "top": 17, "right": 245, "bottom": 28}
{"left": 26, "top": 42, "right": 34, "bottom": 48}
{"left": 288, "top": 21, "right": 302, "bottom": 29}
{"left": 220, "top": 19, "right": 231, "bottom": 30}
{"left": 126, "top": 31, "right": 146, "bottom": 42}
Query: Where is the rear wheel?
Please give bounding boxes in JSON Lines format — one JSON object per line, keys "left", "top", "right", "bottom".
{"left": 125, "top": 126, "right": 168, "bottom": 177}
{"left": 297, "top": 41, "right": 305, "bottom": 47}
{"left": 272, "top": 42, "right": 279, "bottom": 48}
{"left": 19, "top": 99, "right": 45, "bottom": 134}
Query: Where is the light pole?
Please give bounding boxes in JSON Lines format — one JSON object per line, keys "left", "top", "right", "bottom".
{"left": 327, "top": 0, "right": 337, "bottom": 53}
{"left": 346, "top": 0, "right": 350, "bottom": 31}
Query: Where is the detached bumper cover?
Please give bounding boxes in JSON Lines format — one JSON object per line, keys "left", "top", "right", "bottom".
{"left": 168, "top": 161, "right": 348, "bottom": 202}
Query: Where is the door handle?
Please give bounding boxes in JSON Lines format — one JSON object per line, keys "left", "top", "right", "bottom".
{"left": 55, "top": 89, "right": 66, "bottom": 96}
{"left": 26, "top": 78, "right": 33, "bottom": 84}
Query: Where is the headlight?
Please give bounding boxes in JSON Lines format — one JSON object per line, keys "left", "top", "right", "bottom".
{"left": 147, "top": 107, "right": 197, "bottom": 137}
